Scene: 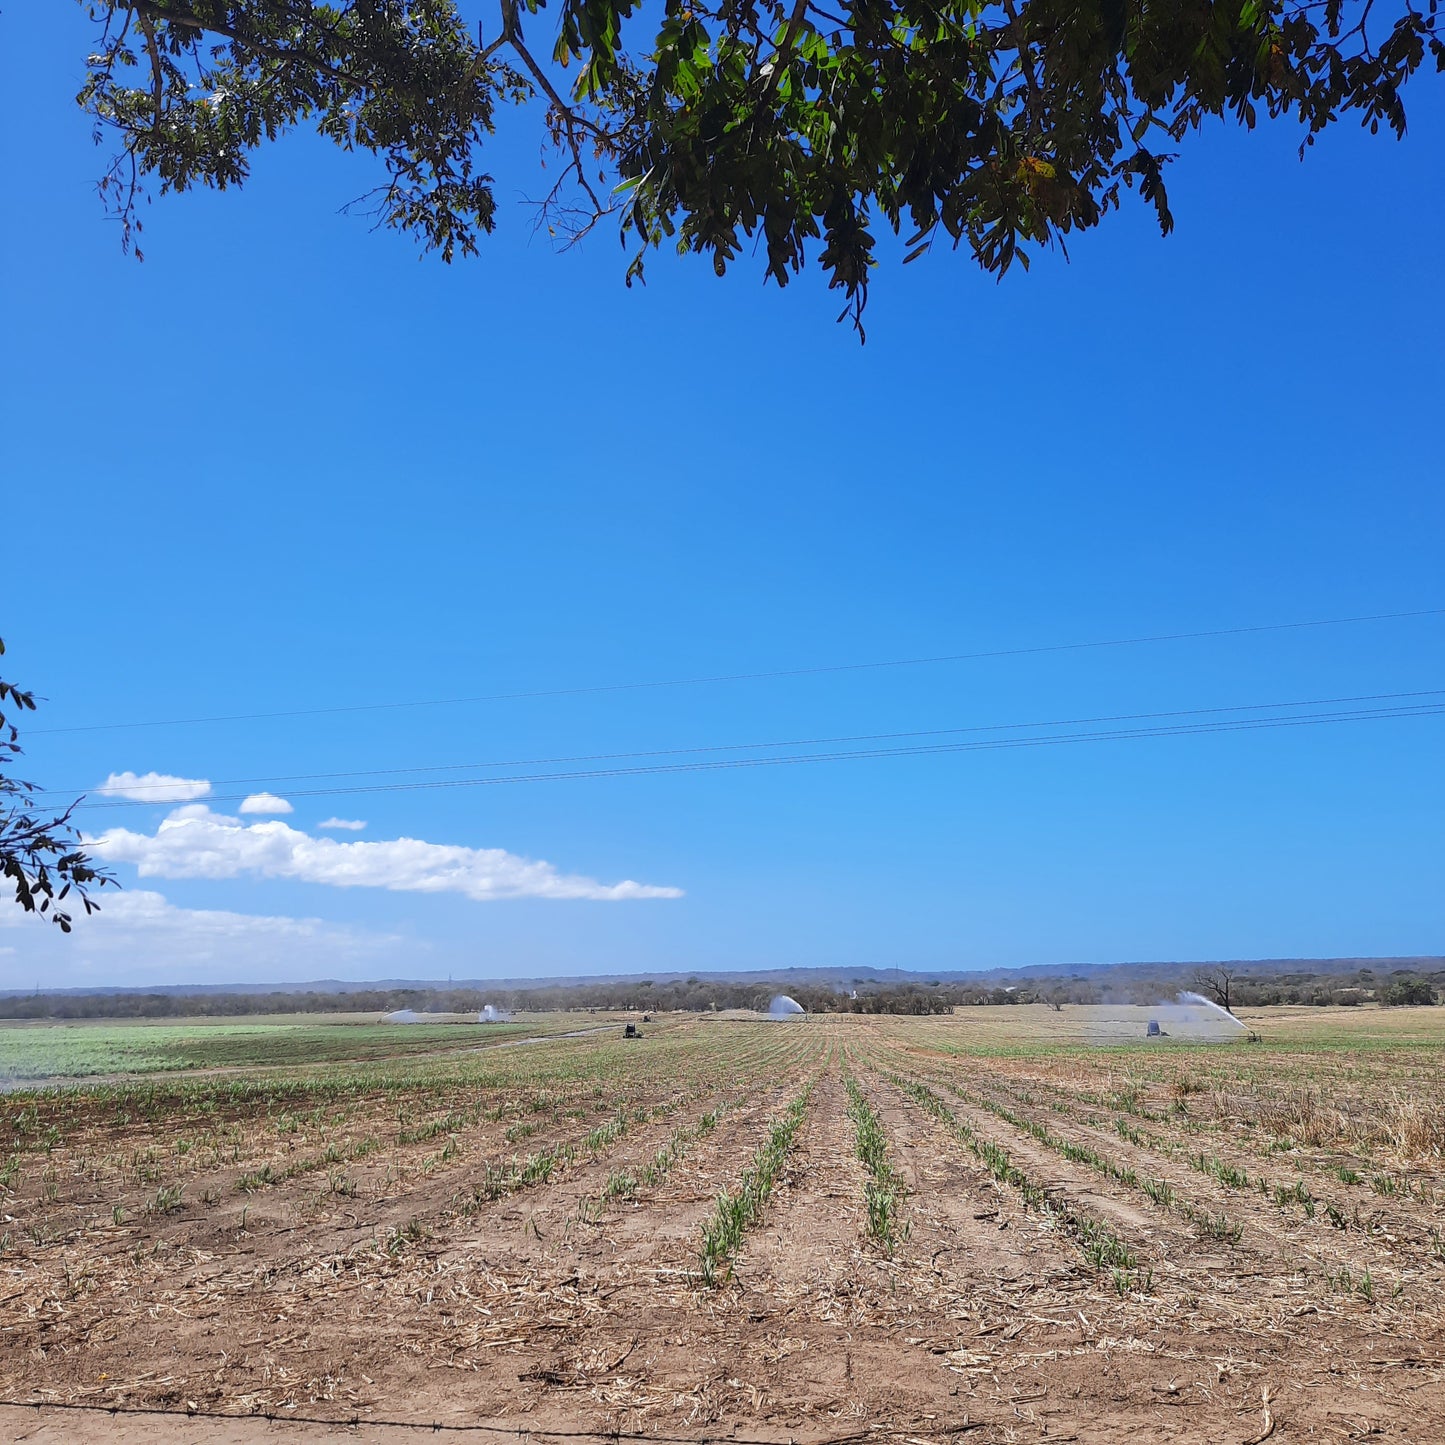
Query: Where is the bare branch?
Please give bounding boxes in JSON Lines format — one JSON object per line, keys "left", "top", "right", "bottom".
{"left": 135, "top": 9, "right": 165, "bottom": 129}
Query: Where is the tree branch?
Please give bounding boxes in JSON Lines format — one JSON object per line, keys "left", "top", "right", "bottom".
{"left": 135, "top": 9, "right": 166, "bottom": 129}
{"left": 758, "top": 0, "right": 811, "bottom": 108}
{"left": 129, "top": 0, "right": 365, "bottom": 88}
{"left": 998, "top": 0, "right": 1044, "bottom": 132}
{"left": 509, "top": 34, "right": 611, "bottom": 143}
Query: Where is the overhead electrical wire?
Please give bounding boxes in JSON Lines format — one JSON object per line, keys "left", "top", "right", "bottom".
{"left": 68, "top": 691, "right": 1445, "bottom": 811}
{"left": 47, "top": 686, "right": 1445, "bottom": 800}
{"left": 28, "top": 605, "right": 1445, "bottom": 736}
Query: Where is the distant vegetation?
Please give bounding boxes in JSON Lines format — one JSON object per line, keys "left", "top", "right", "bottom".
{"left": 1000, "top": 965, "right": 1442, "bottom": 1013}
{"left": 0, "top": 980, "right": 954, "bottom": 1020}
{"left": 2, "top": 961, "right": 1439, "bottom": 1021}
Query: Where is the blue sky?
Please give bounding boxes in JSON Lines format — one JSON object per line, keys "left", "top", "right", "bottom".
{"left": 1, "top": 4, "right": 1441, "bottom": 989}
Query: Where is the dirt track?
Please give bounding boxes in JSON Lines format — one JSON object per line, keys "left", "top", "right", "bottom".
{"left": 2, "top": 1013, "right": 1444, "bottom": 1442}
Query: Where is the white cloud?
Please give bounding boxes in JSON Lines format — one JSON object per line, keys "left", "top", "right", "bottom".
{"left": 318, "top": 817, "right": 367, "bottom": 831}
{"left": 101, "top": 890, "right": 353, "bottom": 938}
{"left": 239, "top": 792, "right": 294, "bottom": 815}
{"left": 86, "top": 806, "right": 682, "bottom": 902}
{"left": 0, "top": 889, "right": 403, "bottom": 985}
{"left": 95, "top": 771, "right": 212, "bottom": 803}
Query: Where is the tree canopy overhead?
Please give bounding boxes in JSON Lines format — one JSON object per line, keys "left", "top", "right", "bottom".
{"left": 81, "top": 0, "right": 1440, "bottom": 326}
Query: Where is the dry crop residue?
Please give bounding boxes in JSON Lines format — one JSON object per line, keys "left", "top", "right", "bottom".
{"left": 2, "top": 1008, "right": 1444, "bottom": 1443}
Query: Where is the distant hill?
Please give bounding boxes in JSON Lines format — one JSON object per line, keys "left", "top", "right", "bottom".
{"left": 2, "top": 955, "right": 1438, "bottom": 999}
{"left": 1, "top": 956, "right": 1439, "bottom": 1018}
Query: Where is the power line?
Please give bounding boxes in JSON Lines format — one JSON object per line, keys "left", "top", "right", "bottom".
{"left": 29, "top": 606, "right": 1445, "bottom": 736}
{"left": 52, "top": 687, "right": 1445, "bottom": 801}
{"left": 72, "top": 696, "right": 1445, "bottom": 811}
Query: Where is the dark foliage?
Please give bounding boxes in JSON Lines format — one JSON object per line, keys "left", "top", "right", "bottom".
{"left": 6, "top": 964, "right": 1442, "bottom": 1019}
{"left": 78, "top": 0, "right": 1442, "bottom": 328}
{"left": 0, "top": 641, "right": 112, "bottom": 932}
{"left": 1382, "top": 976, "right": 1437, "bottom": 1006}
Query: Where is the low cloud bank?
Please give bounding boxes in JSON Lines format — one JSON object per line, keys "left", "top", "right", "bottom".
{"left": 0, "top": 888, "right": 399, "bottom": 983}
{"left": 86, "top": 805, "right": 683, "bottom": 902}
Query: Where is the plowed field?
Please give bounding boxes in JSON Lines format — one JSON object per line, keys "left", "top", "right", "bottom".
{"left": 2, "top": 1007, "right": 1443, "bottom": 1443}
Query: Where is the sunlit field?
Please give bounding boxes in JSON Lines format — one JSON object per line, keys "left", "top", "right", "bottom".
{"left": 2, "top": 1006, "right": 1443, "bottom": 1443}
{"left": 0, "top": 1012, "right": 595, "bottom": 1083}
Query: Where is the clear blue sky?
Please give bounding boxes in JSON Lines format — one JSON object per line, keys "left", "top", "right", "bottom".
{"left": 2, "top": 4, "right": 1441, "bottom": 989}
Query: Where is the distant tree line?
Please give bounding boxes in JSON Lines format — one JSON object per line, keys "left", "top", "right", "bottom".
{"left": 0, "top": 978, "right": 955, "bottom": 1020}
{"left": 0, "top": 967, "right": 1437, "bottom": 1021}
{"left": 952, "top": 967, "right": 1444, "bottom": 1011}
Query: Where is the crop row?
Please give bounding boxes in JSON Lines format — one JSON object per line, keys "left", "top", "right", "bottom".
{"left": 973, "top": 1067, "right": 1418, "bottom": 1240}
{"left": 844, "top": 1076, "right": 908, "bottom": 1253}
{"left": 585, "top": 1100, "right": 734, "bottom": 1219}
{"left": 933, "top": 1075, "right": 1246, "bottom": 1245}
{"left": 698, "top": 1085, "right": 813, "bottom": 1287}
{"left": 892, "top": 1075, "right": 1149, "bottom": 1293}
{"left": 0, "top": 1022, "right": 816, "bottom": 1208}
{"left": 464, "top": 1097, "right": 686, "bottom": 1212}
{"left": 1016, "top": 1062, "right": 1445, "bottom": 1178}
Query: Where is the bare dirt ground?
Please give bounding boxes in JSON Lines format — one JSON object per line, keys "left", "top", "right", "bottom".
{"left": 2, "top": 1009, "right": 1444, "bottom": 1443}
